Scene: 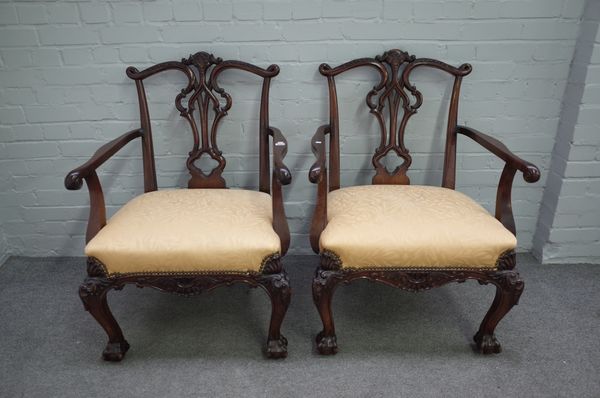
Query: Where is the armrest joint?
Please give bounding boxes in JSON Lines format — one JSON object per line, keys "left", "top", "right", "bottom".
{"left": 268, "top": 126, "right": 292, "bottom": 185}
{"left": 309, "top": 125, "right": 330, "bottom": 183}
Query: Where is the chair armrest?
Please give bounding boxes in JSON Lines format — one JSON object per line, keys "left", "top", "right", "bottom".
{"left": 268, "top": 126, "right": 291, "bottom": 255}
{"left": 456, "top": 125, "right": 540, "bottom": 183}
{"left": 64, "top": 128, "right": 144, "bottom": 190}
{"left": 309, "top": 125, "right": 330, "bottom": 183}
{"left": 268, "top": 127, "right": 292, "bottom": 185}
{"left": 64, "top": 128, "right": 143, "bottom": 243}
{"left": 456, "top": 125, "right": 541, "bottom": 235}
{"left": 308, "top": 125, "right": 330, "bottom": 253}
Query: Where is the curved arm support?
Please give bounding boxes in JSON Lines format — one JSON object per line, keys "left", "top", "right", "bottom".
{"left": 308, "top": 125, "right": 330, "bottom": 253}
{"left": 456, "top": 125, "right": 541, "bottom": 234}
{"left": 268, "top": 126, "right": 291, "bottom": 256}
{"left": 456, "top": 125, "right": 540, "bottom": 183}
{"left": 309, "top": 125, "right": 330, "bottom": 184}
{"left": 269, "top": 127, "right": 292, "bottom": 185}
{"left": 83, "top": 171, "right": 106, "bottom": 243}
{"left": 496, "top": 164, "right": 518, "bottom": 235}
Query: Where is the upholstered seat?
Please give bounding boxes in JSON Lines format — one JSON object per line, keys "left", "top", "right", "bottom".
{"left": 320, "top": 185, "right": 516, "bottom": 269}
{"left": 86, "top": 189, "right": 281, "bottom": 275}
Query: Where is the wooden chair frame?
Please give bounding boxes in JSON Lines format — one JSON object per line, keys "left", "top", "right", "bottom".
{"left": 308, "top": 49, "right": 541, "bottom": 355}
{"left": 65, "top": 52, "right": 292, "bottom": 361}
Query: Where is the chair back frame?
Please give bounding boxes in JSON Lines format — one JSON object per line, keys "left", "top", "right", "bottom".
{"left": 126, "top": 51, "right": 280, "bottom": 192}
{"left": 320, "top": 49, "right": 472, "bottom": 189}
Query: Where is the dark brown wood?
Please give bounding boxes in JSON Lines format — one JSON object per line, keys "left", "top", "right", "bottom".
{"left": 456, "top": 125, "right": 541, "bottom": 181}
{"left": 64, "top": 128, "right": 143, "bottom": 189}
{"left": 441, "top": 75, "right": 465, "bottom": 189}
{"left": 270, "top": 126, "right": 292, "bottom": 186}
{"left": 81, "top": 256, "right": 290, "bottom": 361}
{"left": 66, "top": 51, "right": 292, "bottom": 361}
{"left": 83, "top": 171, "right": 106, "bottom": 243}
{"left": 318, "top": 49, "right": 471, "bottom": 187}
{"left": 456, "top": 125, "right": 541, "bottom": 233}
{"left": 270, "top": 127, "right": 292, "bottom": 254}
{"left": 308, "top": 49, "right": 540, "bottom": 354}
{"left": 272, "top": 174, "right": 290, "bottom": 255}
{"left": 64, "top": 128, "right": 142, "bottom": 242}
{"left": 134, "top": 79, "right": 158, "bottom": 193}
{"left": 125, "top": 52, "right": 282, "bottom": 190}
{"left": 312, "top": 251, "right": 523, "bottom": 355}
{"left": 308, "top": 49, "right": 482, "bottom": 249}
{"left": 79, "top": 260, "right": 130, "bottom": 361}
{"left": 309, "top": 124, "right": 329, "bottom": 253}
{"left": 68, "top": 52, "right": 290, "bottom": 241}
{"left": 308, "top": 125, "right": 329, "bottom": 184}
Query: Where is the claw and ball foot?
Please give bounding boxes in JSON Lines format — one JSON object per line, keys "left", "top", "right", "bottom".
{"left": 102, "top": 340, "right": 131, "bottom": 361}
{"left": 474, "top": 271, "right": 524, "bottom": 355}
{"left": 316, "top": 331, "right": 338, "bottom": 355}
{"left": 79, "top": 277, "right": 129, "bottom": 362}
{"left": 473, "top": 331, "right": 502, "bottom": 354}
{"left": 266, "top": 335, "right": 288, "bottom": 359}
{"left": 313, "top": 266, "right": 341, "bottom": 355}
{"left": 260, "top": 270, "right": 291, "bottom": 359}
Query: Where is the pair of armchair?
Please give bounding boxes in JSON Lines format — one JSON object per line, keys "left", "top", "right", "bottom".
{"left": 65, "top": 50, "right": 540, "bottom": 361}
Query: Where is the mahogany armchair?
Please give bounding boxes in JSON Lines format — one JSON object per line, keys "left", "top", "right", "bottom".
{"left": 308, "top": 49, "right": 540, "bottom": 355}
{"left": 65, "top": 52, "right": 292, "bottom": 361}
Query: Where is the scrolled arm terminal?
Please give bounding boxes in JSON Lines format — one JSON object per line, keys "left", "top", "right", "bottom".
{"left": 269, "top": 127, "right": 292, "bottom": 185}
{"left": 309, "top": 125, "right": 330, "bottom": 184}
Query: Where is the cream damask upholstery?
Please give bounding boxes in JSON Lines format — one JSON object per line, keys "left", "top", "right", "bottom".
{"left": 85, "top": 189, "right": 280, "bottom": 275}
{"left": 319, "top": 185, "right": 516, "bottom": 269}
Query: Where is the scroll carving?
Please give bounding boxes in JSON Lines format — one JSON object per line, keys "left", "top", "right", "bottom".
{"left": 496, "top": 250, "right": 516, "bottom": 270}
{"left": 260, "top": 253, "right": 284, "bottom": 274}
{"left": 79, "top": 255, "right": 290, "bottom": 359}
{"left": 83, "top": 256, "right": 287, "bottom": 298}
{"left": 320, "top": 49, "right": 471, "bottom": 186}
{"left": 126, "top": 51, "right": 280, "bottom": 189}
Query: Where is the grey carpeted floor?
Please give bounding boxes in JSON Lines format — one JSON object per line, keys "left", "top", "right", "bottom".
{"left": 0, "top": 254, "right": 598, "bottom": 397}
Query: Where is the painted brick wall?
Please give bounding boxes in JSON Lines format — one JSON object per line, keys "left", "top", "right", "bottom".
{"left": 0, "top": 0, "right": 587, "bottom": 259}
{"left": 533, "top": 0, "right": 600, "bottom": 263}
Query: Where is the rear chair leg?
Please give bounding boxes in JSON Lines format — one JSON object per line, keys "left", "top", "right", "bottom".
{"left": 474, "top": 271, "right": 524, "bottom": 354}
{"left": 79, "top": 277, "right": 130, "bottom": 361}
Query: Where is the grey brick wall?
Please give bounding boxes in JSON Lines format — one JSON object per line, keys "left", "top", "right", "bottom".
{"left": 533, "top": 0, "right": 600, "bottom": 263}
{"left": 0, "top": 0, "right": 590, "bottom": 261}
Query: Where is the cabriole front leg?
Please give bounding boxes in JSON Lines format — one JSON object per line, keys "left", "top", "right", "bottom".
{"left": 79, "top": 277, "right": 130, "bottom": 361}
{"left": 259, "top": 270, "right": 291, "bottom": 359}
{"left": 474, "top": 270, "right": 524, "bottom": 354}
{"left": 312, "top": 267, "right": 342, "bottom": 355}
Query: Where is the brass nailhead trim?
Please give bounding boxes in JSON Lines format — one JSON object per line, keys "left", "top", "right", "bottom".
{"left": 321, "top": 249, "right": 513, "bottom": 272}
{"left": 94, "top": 251, "right": 281, "bottom": 279}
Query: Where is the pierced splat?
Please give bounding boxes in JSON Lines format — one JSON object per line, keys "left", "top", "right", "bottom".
{"left": 179, "top": 52, "right": 229, "bottom": 188}
{"left": 370, "top": 50, "right": 419, "bottom": 184}
{"left": 319, "top": 48, "right": 472, "bottom": 187}
{"left": 126, "top": 51, "right": 280, "bottom": 190}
